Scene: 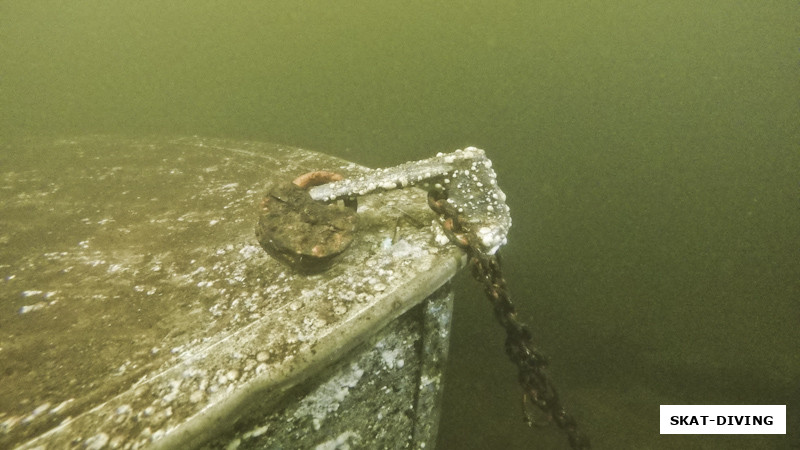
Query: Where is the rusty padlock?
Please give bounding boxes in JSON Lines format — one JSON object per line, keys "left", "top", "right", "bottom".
{"left": 256, "top": 171, "right": 358, "bottom": 273}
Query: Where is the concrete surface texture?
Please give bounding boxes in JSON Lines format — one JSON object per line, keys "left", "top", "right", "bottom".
{"left": 0, "top": 136, "right": 464, "bottom": 449}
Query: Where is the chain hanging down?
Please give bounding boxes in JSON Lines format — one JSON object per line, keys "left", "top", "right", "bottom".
{"left": 428, "top": 186, "right": 591, "bottom": 450}
{"left": 307, "top": 147, "right": 589, "bottom": 448}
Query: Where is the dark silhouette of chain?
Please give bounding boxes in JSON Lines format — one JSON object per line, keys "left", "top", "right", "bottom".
{"left": 428, "top": 187, "right": 591, "bottom": 450}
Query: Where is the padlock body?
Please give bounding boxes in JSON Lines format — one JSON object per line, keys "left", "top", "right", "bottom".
{"left": 256, "top": 183, "right": 358, "bottom": 273}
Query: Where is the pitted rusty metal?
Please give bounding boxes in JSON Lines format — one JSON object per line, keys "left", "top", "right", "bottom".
{"left": 258, "top": 148, "right": 511, "bottom": 273}
{"left": 292, "top": 170, "right": 344, "bottom": 189}
{"left": 256, "top": 171, "right": 358, "bottom": 273}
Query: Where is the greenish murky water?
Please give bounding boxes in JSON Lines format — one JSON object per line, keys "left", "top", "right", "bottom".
{"left": 2, "top": 1, "right": 798, "bottom": 448}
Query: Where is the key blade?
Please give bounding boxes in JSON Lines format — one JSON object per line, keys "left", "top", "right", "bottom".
{"left": 309, "top": 147, "right": 512, "bottom": 255}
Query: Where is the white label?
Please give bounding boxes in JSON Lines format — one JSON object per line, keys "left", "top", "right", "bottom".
{"left": 660, "top": 405, "right": 786, "bottom": 434}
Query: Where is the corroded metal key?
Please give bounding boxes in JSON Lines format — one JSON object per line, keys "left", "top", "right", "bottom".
{"left": 310, "top": 147, "right": 511, "bottom": 256}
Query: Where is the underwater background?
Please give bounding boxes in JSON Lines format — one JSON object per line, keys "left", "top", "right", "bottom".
{"left": 2, "top": 1, "right": 798, "bottom": 448}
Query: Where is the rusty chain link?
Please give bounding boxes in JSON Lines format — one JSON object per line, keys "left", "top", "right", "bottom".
{"left": 427, "top": 186, "right": 591, "bottom": 450}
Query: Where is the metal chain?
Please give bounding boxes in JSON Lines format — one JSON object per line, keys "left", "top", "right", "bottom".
{"left": 427, "top": 187, "right": 591, "bottom": 450}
